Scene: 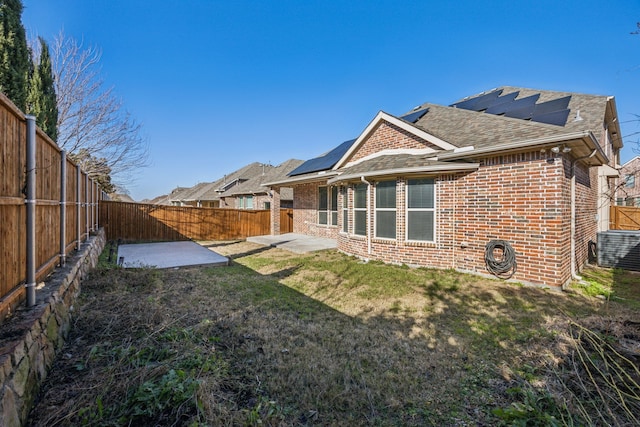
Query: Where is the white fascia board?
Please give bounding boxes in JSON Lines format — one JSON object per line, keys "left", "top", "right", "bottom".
{"left": 437, "top": 131, "right": 608, "bottom": 164}
{"left": 333, "top": 111, "right": 457, "bottom": 170}
{"left": 342, "top": 148, "right": 437, "bottom": 168}
{"left": 261, "top": 171, "right": 338, "bottom": 187}
{"left": 327, "top": 162, "right": 480, "bottom": 184}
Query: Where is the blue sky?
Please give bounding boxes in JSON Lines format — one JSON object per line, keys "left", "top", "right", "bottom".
{"left": 22, "top": 0, "right": 640, "bottom": 201}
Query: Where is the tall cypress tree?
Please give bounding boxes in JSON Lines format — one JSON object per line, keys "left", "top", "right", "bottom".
{"left": 28, "top": 37, "right": 58, "bottom": 141}
{"left": 0, "top": 0, "right": 29, "bottom": 111}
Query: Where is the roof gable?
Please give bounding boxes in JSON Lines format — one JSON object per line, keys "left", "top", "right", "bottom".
{"left": 334, "top": 111, "right": 457, "bottom": 170}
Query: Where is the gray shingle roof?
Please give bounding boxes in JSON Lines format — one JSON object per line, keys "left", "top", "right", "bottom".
{"left": 405, "top": 86, "right": 609, "bottom": 151}
{"left": 224, "top": 159, "right": 304, "bottom": 198}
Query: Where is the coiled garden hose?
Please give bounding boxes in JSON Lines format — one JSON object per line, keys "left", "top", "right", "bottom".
{"left": 485, "top": 240, "right": 517, "bottom": 279}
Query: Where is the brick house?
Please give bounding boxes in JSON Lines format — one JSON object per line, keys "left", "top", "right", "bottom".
{"left": 618, "top": 156, "right": 640, "bottom": 206}
{"left": 220, "top": 159, "right": 303, "bottom": 210}
{"left": 264, "top": 87, "right": 622, "bottom": 289}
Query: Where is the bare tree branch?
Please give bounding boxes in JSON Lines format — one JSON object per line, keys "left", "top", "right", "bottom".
{"left": 51, "top": 30, "right": 149, "bottom": 188}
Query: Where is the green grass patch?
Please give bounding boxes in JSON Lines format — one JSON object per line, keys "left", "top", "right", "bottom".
{"left": 28, "top": 242, "right": 640, "bottom": 426}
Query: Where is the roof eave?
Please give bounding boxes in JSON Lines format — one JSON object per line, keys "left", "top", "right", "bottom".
{"left": 262, "top": 171, "right": 340, "bottom": 187}
{"left": 327, "top": 163, "right": 480, "bottom": 184}
{"left": 437, "top": 131, "right": 608, "bottom": 166}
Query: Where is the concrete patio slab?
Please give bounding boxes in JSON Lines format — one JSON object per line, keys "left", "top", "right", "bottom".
{"left": 246, "top": 233, "right": 337, "bottom": 254}
{"left": 117, "top": 241, "right": 229, "bottom": 269}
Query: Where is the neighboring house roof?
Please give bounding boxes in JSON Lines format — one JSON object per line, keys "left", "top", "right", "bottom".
{"left": 198, "top": 162, "right": 266, "bottom": 202}
{"left": 266, "top": 86, "right": 616, "bottom": 186}
{"left": 225, "top": 159, "right": 303, "bottom": 198}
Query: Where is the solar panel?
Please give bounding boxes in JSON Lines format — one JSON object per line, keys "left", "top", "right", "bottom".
{"left": 530, "top": 109, "right": 570, "bottom": 126}
{"left": 531, "top": 96, "right": 571, "bottom": 116}
{"left": 484, "top": 92, "right": 521, "bottom": 114}
{"left": 474, "top": 91, "right": 519, "bottom": 111}
{"left": 400, "top": 107, "right": 429, "bottom": 123}
{"left": 504, "top": 105, "right": 535, "bottom": 120}
{"left": 501, "top": 94, "right": 540, "bottom": 115}
{"left": 288, "top": 139, "right": 356, "bottom": 176}
{"left": 451, "top": 89, "right": 503, "bottom": 111}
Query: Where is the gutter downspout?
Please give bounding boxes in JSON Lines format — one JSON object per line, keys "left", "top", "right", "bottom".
{"left": 361, "top": 176, "right": 372, "bottom": 255}
{"left": 570, "top": 149, "right": 597, "bottom": 282}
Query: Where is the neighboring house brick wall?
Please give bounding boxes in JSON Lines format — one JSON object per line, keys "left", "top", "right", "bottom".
{"left": 349, "top": 122, "right": 440, "bottom": 163}
{"left": 619, "top": 157, "right": 640, "bottom": 205}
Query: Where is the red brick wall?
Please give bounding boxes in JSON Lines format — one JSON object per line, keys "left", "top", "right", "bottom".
{"left": 332, "top": 150, "right": 597, "bottom": 289}
{"left": 348, "top": 122, "right": 440, "bottom": 163}
{"left": 292, "top": 182, "right": 340, "bottom": 239}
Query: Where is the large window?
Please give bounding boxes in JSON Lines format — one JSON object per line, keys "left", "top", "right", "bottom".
{"left": 407, "top": 178, "right": 435, "bottom": 242}
{"left": 375, "top": 180, "right": 396, "bottom": 239}
{"left": 318, "top": 186, "right": 338, "bottom": 225}
{"left": 354, "top": 183, "right": 367, "bottom": 236}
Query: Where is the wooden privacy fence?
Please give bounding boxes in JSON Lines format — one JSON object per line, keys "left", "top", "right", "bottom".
{"left": 100, "top": 201, "right": 272, "bottom": 241}
{"left": 0, "top": 94, "right": 102, "bottom": 321}
{"left": 610, "top": 206, "right": 640, "bottom": 230}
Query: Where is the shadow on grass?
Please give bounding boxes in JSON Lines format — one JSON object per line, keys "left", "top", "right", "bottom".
{"left": 28, "top": 246, "right": 614, "bottom": 427}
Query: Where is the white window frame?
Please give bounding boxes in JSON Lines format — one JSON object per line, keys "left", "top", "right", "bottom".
{"left": 374, "top": 180, "right": 396, "bottom": 240}
{"left": 318, "top": 186, "right": 329, "bottom": 224}
{"left": 341, "top": 186, "right": 349, "bottom": 233}
{"left": 353, "top": 183, "right": 367, "bottom": 236}
{"left": 318, "top": 186, "right": 338, "bottom": 226}
{"left": 405, "top": 178, "right": 436, "bottom": 243}
{"left": 330, "top": 186, "right": 338, "bottom": 226}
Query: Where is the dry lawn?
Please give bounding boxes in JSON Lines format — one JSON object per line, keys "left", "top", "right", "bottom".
{"left": 27, "top": 241, "right": 640, "bottom": 426}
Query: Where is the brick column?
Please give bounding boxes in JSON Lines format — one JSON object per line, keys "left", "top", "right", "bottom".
{"left": 270, "top": 186, "right": 281, "bottom": 235}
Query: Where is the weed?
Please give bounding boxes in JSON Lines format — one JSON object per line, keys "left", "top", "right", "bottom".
{"left": 492, "top": 384, "right": 572, "bottom": 426}
{"left": 28, "top": 241, "right": 640, "bottom": 427}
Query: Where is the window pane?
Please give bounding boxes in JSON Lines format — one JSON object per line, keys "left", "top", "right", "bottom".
{"left": 246, "top": 196, "right": 253, "bottom": 209}
{"left": 626, "top": 175, "right": 635, "bottom": 188}
{"left": 376, "top": 181, "right": 396, "bottom": 208}
{"left": 342, "top": 209, "right": 348, "bottom": 232}
{"left": 331, "top": 187, "right": 338, "bottom": 210}
{"left": 376, "top": 211, "right": 396, "bottom": 238}
{"left": 408, "top": 179, "right": 434, "bottom": 208}
{"left": 319, "top": 187, "right": 328, "bottom": 209}
{"left": 407, "top": 211, "right": 434, "bottom": 241}
{"left": 354, "top": 210, "right": 366, "bottom": 236}
{"left": 354, "top": 184, "right": 367, "bottom": 208}
{"left": 319, "top": 211, "right": 328, "bottom": 225}
{"left": 331, "top": 211, "right": 338, "bottom": 226}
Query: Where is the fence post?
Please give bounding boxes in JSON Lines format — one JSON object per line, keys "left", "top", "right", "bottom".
{"left": 60, "top": 150, "right": 67, "bottom": 266}
{"left": 25, "top": 115, "right": 37, "bottom": 307}
{"left": 87, "top": 179, "right": 95, "bottom": 231}
{"left": 85, "top": 173, "right": 89, "bottom": 237}
{"left": 76, "top": 165, "right": 81, "bottom": 250}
